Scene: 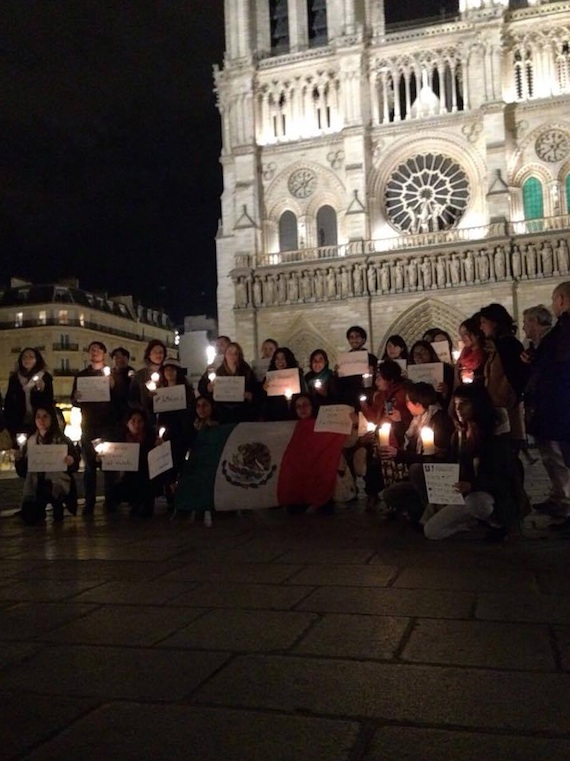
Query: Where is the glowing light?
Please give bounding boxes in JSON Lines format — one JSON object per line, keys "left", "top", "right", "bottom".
{"left": 284, "top": 388, "right": 293, "bottom": 401}
{"left": 379, "top": 423, "right": 391, "bottom": 447}
{"left": 420, "top": 427, "right": 435, "bottom": 455}
{"left": 16, "top": 433, "right": 27, "bottom": 447}
{"left": 208, "top": 372, "right": 216, "bottom": 382}
{"left": 151, "top": 372, "right": 160, "bottom": 383}
{"left": 206, "top": 346, "right": 216, "bottom": 365}
{"left": 102, "top": 366, "right": 111, "bottom": 377}
{"left": 159, "top": 427, "right": 166, "bottom": 439}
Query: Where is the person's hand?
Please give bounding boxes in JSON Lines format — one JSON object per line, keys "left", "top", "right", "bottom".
{"left": 64, "top": 455, "right": 74, "bottom": 466}
{"left": 436, "top": 381, "right": 448, "bottom": 396}
{"left": 379, "top": 445, "right": 397, "bottom": 460}
{"left": 244, "top": 391, "right": 253, "bottom": 401}
{"left": 520, "top": 350, "right": 533, "bottom": 365}
{"left": 108, "top": 374, "right": 116, "bottom": 389}
{"left": 454, "top": 481, "right": 472, "bottom": 494}
{"left": 388, "top": 409, "right": 402, "bottom": 422}
{"left": 35, "top": 378, "right": 45, "bottom": 392}
{"left": 73, "top": 391, "right": 83, "bottom": 403}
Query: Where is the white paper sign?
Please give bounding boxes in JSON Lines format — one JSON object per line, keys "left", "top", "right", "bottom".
{"left": 76, "top": 375, "right": 111, "bottom": 402}
{"left": 27, "top": 444, "right": 68, "bottom": 473}
{"left": 153, "top": 385, "right": 187, "bottom": 412}
{"left": 100, "top": 442, "right": 140, "bottom": 472}
{"left": 148, "top": 441, "right": 173, "bottom": 480}
{"left": 314, "top": 404, "right": 354, "bottom": 435}
{"left": 431, "top": 341, "right": 452, "bottom": 364}
{"left": 337, "top": 351, "right": 369, "bottom": 378}
{"left": 407, "top": 362, "right": 444, "bottom": 388}
{"left": 394, "top": 359, "right": 408, "bottom": 373}
{"left": 423, "top": 463, "right": 465, "bottom": 505}
{"left": 265, "top": 368, "right": 301, "bottom": 397}
{"left": 357, "top": 412, "right": 371, "bottom": 437}
{"left": 252, "top": 358, "right": 271, "bottom": 382}
{"left": 213, "top": 376, "right": 246, "bottom": 402}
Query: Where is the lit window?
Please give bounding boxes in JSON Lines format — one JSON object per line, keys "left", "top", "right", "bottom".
{"left": 79, "top": 313, "right": 85, "bottom": 327}
{"left": 15, "top": 312, "right": 23, "bottom": 327}
{"left": 59, "top": 309, "right": 69, "bottom": 325}
{"left": 38, "top": 310, "right": 47, "bottom": 325}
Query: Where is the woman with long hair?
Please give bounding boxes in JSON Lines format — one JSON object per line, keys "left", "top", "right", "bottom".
{"left": 409, "top": 339, "right": 454, "bottom": 407}
{"left": 304, "top": 349, "right": 338, "bottom": 408}
{"left": 263, "top": 346, "right": 306, "bottom": 421}
{"left": 128, "top": 339, "right": 167, "bottom": 415}
{"left": 3, "top": 348, "right": 54, "bottom": 441}
{"left": 456, "top": 316, "right": 486, "bottom": 385}
{"left": 208, "top": 341, "right": 257, "bottom": 423}
{"left": 381, "top": 335, "right": 408, "bottom": 362}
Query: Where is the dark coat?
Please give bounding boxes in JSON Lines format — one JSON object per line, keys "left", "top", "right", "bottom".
{"left": 531, "top": 311, "right": 570, "bottom": 442}
{"left": 3, "top": 372, "right": 54, "bottom": 436}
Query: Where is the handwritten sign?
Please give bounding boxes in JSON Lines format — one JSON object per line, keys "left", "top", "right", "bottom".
{"left": 76, "top": 375, "right": 110, "bottom": 403}
{"left": 265, "top": 369, "right": 301, "bottom": 397}
{"left": 27, "top": 444, "right": 68, "bottom": 473}
{"left": 251, "top": 358, "right": 271, "bottom": 382}
{"left": 148, "top": 441, "right": 173, "bottom": 480}
{"left": 213, "top": 376, "right": 246, "bottom": 402}
{"left": 153, "top": 385, "right": 187, "bottom": 412}
{"left": 394, "top": 359, "right": 408, "bottom": 373}
{"left": 100, "top": 442, "right": 140, "bottom": 472}
{"left": 337, "top": 351, "right": 368, "bottom": 378}
{"left": 431, "top": 341, "right": 452, "bottom": 364}
{"left": 314, "top": 404, "right": 354, "bottom": 435}
{"left": 423, "top": 463, "right": 464, "bottom": 505}
{"left": 407, "top": 362, "right": 444, "bottom": 388}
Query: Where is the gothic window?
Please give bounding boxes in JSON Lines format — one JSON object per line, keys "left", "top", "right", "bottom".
{"left": 316, "top": 205, "right": 338, "bottom": 247}
{"left": 270, "top": 0, "right": 289, "bottom": 55}
{"left": 385, "top": 153, "right": 470, "bottom": 234}
{"left": 514, "top": 48, "right": 533, "bottom": 100}
{"left": 308, "top": 0, "right": 327, "bottom": 48}
{"left": 522, "top": 177, "right": 544, "bottom": 220}
{"left": 279, "top": 211, "right": 298, "bottom": 252}
{"left": 556, "top": 42, "right": 570, "bottom": 94}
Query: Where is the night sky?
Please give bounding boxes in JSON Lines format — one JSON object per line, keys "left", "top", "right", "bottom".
{"left": 0, "top": 0, "right": 458, "bottom": 323}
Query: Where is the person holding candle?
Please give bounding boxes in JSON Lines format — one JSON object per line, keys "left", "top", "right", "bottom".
{"left": 336, "top": 326, "right": 378, "bottom": 409}
{"left": 304, "top": 349, "right": 338, "bottom": 408}
{"left": 408, "top": 340, "right": 454, "bottom": 407}
{"left": 262, "top": 346, "right": 306, "bottom": 422}
{"left": 3, "top": 347, "right": 54, "bottom": 442}
{"left": 128, "top": 339, "right": 168, "bottom": 415}
{"left": 379, "top": 382, "right": 454, "bottom": 526}
{"left": 14, "top": 406, "right": 80, "bottom": 525}
{"left": 207, "top": 342, "right": 257, "bottom": 423}
{"left": 109, "top": 347, "right": 136, "bottom": 429}
{"left": 455, "top": 317, "right": 486, "bottom": 387}
{"left": 197, "top": 336, "right": 232, "bottom": 397}
{"left": 423, "top": 384, "right": 523, "bottom": 542}
{"left": 71, "top": 341, "right": 114, "bottom": 515}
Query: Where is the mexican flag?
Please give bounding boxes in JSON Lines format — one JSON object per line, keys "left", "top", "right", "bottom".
{"left": 175, "top": 419, "right": 346, "bottom": 513}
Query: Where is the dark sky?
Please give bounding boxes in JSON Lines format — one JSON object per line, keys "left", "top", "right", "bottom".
{"left": 0, "top": 0, "right": 458, "bottom": 323}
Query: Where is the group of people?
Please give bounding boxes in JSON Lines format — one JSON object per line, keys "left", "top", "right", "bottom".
{"left": 2, "top": 281, "right": 569, "bottom": 539}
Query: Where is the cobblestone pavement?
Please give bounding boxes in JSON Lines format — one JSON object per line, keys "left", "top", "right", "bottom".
{"left": 1, "top": 485, "right": 570, "bottom": 760}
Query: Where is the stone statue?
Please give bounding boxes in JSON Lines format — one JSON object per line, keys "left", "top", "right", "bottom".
{"left": 494, "top": 245, "right": 506, "bottom": 280}
{"left": 264, "top": 275, "right": 275, "bottom": 305}
{"left": 395, "top": 260, "right": 404, "bottom": 291}
{"left": 287, "top": 272, "right": 299, "bottom": 302}
{"left": 277, "top": 273, "right": 287, "bottom": 303}
{"left": 340, "top": 267, "right": 350, "bottom": 298}
{"left": 326, "top": 268, "right": 337, "bottom": 298}
{"left": 301, "top": 271, "right": 313, "bottom": 301}
{"left": 367, "top": 265, "right": 377, "bottom": 294}
{"left": 464, "top": 251, "right": 475, "bottom": 283}
{"left": 478, "top": 250, "right": 490, "bottom": 282}
{"left": 556, "top": 239, "right": 569, "bottom": 274}
{"left": 541, "top": 241, "right": 554, "bottom": 277}
{"left": 252, "top": 277, "right": 262, "bottom": 307}
{"left": 353, "top": 264, "right": 363, "bottom": 295}
{"left": 511, "top": 245, "right": 522, "bottom": 280}
{"left": 315, "top": 269, "right": 325, "bottom": 300}
{"left": 436, "top": 256, "right": 446, "bottom": 288}
{"left": 525, "top": 243, "right": 537, "bottom": 277}
{"left": 421, "top": 258, "right": 432, "bottom": 289}
{"left": 407, "top": 259, "right": 418, "bottom": 290}
{"left": 450, "top": 255, "right": 461, "bottom": 286}
{"left": 235, "top": 277, "right": 248, "bottom": 308}
{"left": 380, "top": 264, "right": 390, "bottom": 293}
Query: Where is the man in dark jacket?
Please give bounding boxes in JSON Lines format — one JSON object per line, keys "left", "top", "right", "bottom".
{"left": 531, "top": 282, "right": 570, "bottom": 521}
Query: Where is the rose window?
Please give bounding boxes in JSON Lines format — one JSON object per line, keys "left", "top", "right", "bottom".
{"left": 385, "top": 153, "right": 470, "bottom": 234}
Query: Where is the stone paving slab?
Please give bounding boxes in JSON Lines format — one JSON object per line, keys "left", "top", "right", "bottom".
{"left": 275, "top": 548, "right": 376, "bottom": 564}
{"left": 297, "top": 586, "right": 475, "bottom": 618}
{"left": 70, "top": 580, "right": 198, "bottom": 605}
{"left": 164, "top": 581, "right": 314, "bottom": 610}
{"left": 157, "top": 562, "right": 302, "bottom": 584}
{"left": 0, "top": 642, "right": 40, "bottom": 669}
{"left": 476, "top": 591, "right": 570, "bottom": 624}
{"left": 553, "top": 626, "right": 570, "bottom": 671}
{"left": 0, "top": 645, "right": 230, "bottom": 701}
{"left": 193, "top": 654, "right": 570, "bottom": 733}
{"left": 401, "top": 619, "right": 556, "bottom": 671}
{"left": 1, "top": 694, "right": 99, "bottom": 761}
{"left": 21, "top": 703, "right": 361, "bottom": 761}
{"left": 0, "top": 579, "right": 105, "bottom": 602}
{"left": 0, "top": 602, "right": 98, "bottom": 639}
{"left": 392, "top": 566, "right": 538, "bottom": 592}
{"left": 41, "top": 605, "right": 207, "bottom": 647}
{"left": 158, "top": 608, "right": 317, "bottom": 652}
{"left": 363, "top": 726, "right": 570, "bottom": 761}
{"left": 17, "top": 560, "right": 186, "bottom": 581}
{"left": 285, "top": 564, "right": 399, "bottom": 587}
{"left": 292, "top": 613, "right": 410, "bottom": 660}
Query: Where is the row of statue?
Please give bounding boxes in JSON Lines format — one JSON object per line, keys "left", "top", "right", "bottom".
{"left": 234, "top": 238, "right": 570, "bottom": 308}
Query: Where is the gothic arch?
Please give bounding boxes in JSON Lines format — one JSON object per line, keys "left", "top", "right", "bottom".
{"left": 287, "top": 328, "right": 337, "bottom": 370}
{"left": 376, "top": 298, "right": 467, "bottom": 357}
{"left": 507, "top": 121, "right": 570, "bottom": 182}
{"left": 265, "top": 160, "right": 346, "bottom": 219}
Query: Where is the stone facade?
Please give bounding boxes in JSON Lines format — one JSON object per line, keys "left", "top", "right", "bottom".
{"left": 216, "top": 0, "right": 570, "bottom": 363}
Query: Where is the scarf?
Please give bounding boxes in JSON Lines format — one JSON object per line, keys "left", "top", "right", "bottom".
{"left": 18, "top": 370, "right": 45, "bottom": 421}
{"left": 404, "top": 403, "right": 441, "bottom": 453}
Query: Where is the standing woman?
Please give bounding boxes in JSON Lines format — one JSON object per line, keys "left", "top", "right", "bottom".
{"left": 304, "top": 349, "right": 338, "bottom": 408}
{"left": 129, "top": 339, "right": 167, "bottom": 416}
{"left": 381, "top": 335, "right": 408, "bottom": 363}
{"left": 408, "top": 340, "right": 454, "bottom": 407}
{"left": 456, "top": 316, "right": 486, "bottom": 385}
{"left": 15, "top": 406, "right": 80, "bottom": 525}
{"left": 263, "top": 346, "right": 306, "bottom": 421}
{"left": 4, "top": 348, "right": 54, "bottom": 441}
{"left": 206, "top": 342, "right": 257, "bottom": 423}
{"left": 479, "top": 303, "right": 529, "bottom": 447}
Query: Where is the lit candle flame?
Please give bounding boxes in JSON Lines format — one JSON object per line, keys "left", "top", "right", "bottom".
{"left": 16, "top": 433, "right": 27, "bottom": 447}
{"left": 159, "top": 427, "right": 166, "bottom": 439}
{"left": 284, "top": 389, "right": 293, "bottom": 401}
{"left": 378, "top": 422, "right": 391, "bottom": 447}
{"left": 208, "top": 372, "right": 216, "bottom": 382}
{"left": 102, "top": 366, "right": 111, "bottom": 377}
{"left": 146, "top": 380, "right": 157, "bottom": 392}
{"left": 151, "top": 372, "right": 160, "bottom": 383}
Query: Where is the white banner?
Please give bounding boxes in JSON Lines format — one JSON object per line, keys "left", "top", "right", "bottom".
{"left": 265, "top": 368, "right": 301, "bottom": 397}
{"left": 28, "top": 444, "right": 68, "bottom": 473}
{"left": 100, "top": 442, "right": 140, "bottom": 472}
{"left": 153, "top": 384, "right": 187, "bottom": 412}
{"left": 423, "top": 463, "right": 465, "bottom": 505}
{"left": 148, "top": 441, "right": 173, "bottom": 480}
{"left": 213, "top": 376, "right": 246, "bottom": 402}
{"left": 314, "top": 404, "right": 354, "bottom": 435}
{"left": 337, "top": 350, "right": 368, "bottom": 377}
{"left": 76, "top": 375, "right": 110, "bottom": 402}
{"left": 407, "top": 362, "right": 444, "bottom": 388}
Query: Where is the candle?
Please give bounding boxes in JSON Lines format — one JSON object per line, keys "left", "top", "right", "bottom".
{"left": 16, "top": 433, "right": 27, "bottom": 447}
{"left": 206, "top": 345, "right": 216, "bottom": 365}
{"left": 366, "top": 422, "right": 376, "bottom": 433}
{"left": 362, "top": 372, "right": 372, "bottom": 388}
{"left": 102, "top": 366, "right": 111, "bottom": 377}
{"left": 158, "top": 427, "right": 166, "bottom": 439}
{"left": 421, "top": 427, "right": 435, "bottom": 456}
{"left": 284, "top": 388, "right": 293, "bottom": 401}
{"left": 378, "top": 422, "right": 391, "bottom": 447}
{"left": 452, "top": 349, "right": 461, "bottom": 363}
{"left": 151, "top": 372, "right": 160, "bottom": 383}
{"left": 314, "top": 379, "right": 322, "bottom": 389}
{"left": 94, "top": 440, "right": 108, "bottom": 455}
{"left": 32, "top": 374, "right": 40, "bottom": 383}
{"left": 208, "top": 372, "right": 216, "bottom": 382}
{"left": 146, "top": 380, "right": 157, "bottom": 392}
{"left": 359, "top": 394, "right": 367, "bottom": 402}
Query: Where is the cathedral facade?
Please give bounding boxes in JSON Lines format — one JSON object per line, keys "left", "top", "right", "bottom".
{"left": 215, "top": 0, "right": 570, "bottom": 361}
